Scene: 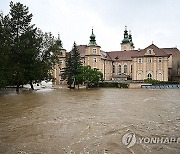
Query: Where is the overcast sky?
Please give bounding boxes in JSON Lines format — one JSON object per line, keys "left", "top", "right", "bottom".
{"left": 1, "top": 0, "right": 180, "bottom": 51}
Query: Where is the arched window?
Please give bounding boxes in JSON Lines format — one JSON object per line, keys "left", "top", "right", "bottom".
{"left": 157, "top": 73, "right": 163, "bottom": 81}
{"left": 124, "top": 64, "right": 127, "bottom": 73}
{"left": 147, "top": 73, "right": 152, "bottom": 79}
{"left": 130, "top": 65, "right": 133, "bottom": 73}
{"left": 118, "top": 65, "right": 121, "bottom": 74}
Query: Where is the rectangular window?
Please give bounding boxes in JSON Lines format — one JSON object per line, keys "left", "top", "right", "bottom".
{"left": 60, "top": 51, "right": 63, "bottom": 56}
{"left": 138, "top": 58, "right": 142, "bottom": 64}
{"left": 112, "top": 65, "right": 115, "bottom": 73}
{"left": 59, "top": 59, "right": 63, "bottom": 64}
{"left": 158, "top": 57, "right": 162, "bottom": 63}
{"left": 93, "top": 58, "right": 97, "bottom": 63}
{"left": 92, "top": 48, "right": 97, "bottom": 54}
{"left": 118, "top": 65, "right": 121, "bottom": 74}
{"left": 147, "top": 58, "right": 152, "bottom": 63}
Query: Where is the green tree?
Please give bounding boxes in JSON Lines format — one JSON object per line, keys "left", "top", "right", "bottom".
{"left": 35, "top": 31, "right": 60, "bottom": 85}
{"left": 62, "top": 53, "right": 74, "bottom": 88}
{"left": 62, "top": 42, "right": 82, "bottom": 88}
{"left": 0, "top": 2, "right": 61, "bottom": 93}
{"left": 8, "top": 1, "right": 35, "bottom": 93}
{"left": 82, "top": 66, "right": 103, "bottom": 88}
{"left": 0, "top": 12, "right": 12, "bottom": 88}
{"left": 75, "top": 66, "right": 103, "bottom": 89}
{"left": 71, "top": 42, "right": 82, "bottom": 87}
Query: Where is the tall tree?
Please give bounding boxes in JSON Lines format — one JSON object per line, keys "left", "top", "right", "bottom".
{"left": 71, "top": 42, "right": 82, "bottom": 87}
{"left": 0, "top": 2, "right": 61, "bottom": 93}
{"left": 62, "top": 53, "right": 74, "bottom": 88}
{"left": 8, "top": 1, "right": 34, "bottom": 93}
{"left": 21, "top": 28, "right": 42, "bottom": 90}
{"left": 62, "top": 42, "right": 82, "bottom": 88}
{"left": 0, "top": 12, "right": 12, "bottom": 88}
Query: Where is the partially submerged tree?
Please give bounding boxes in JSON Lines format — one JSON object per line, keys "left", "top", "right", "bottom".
{"left": 71, "top": 42, "right": 82, "bottom": 87}
{"left": 8, "top": 1, "right": 34, "bottom": 92}
{"left": 62, "top": 42, "right": 82, "bottom": 88}
{"left": 0, "top": 12, "right": 12, "bottom": 88}
{"left": 63, "top": 53, "right": 74, "bottom": 88}
{"left": 77, "top": 66, "right": 103, "bottom": 89}
{"left": 0, "top": 1, "right": 61, "bottom": 93}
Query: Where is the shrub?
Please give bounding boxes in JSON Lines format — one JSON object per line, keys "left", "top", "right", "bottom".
{"left": 98, "top": 82, "right": 129, "bottom": 88}
{"left": 144, "top": 79, "right": 179, "bottom": 85}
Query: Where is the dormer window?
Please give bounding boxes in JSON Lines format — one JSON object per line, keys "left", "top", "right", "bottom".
{"left": 148, "top": 49, "right": 152, "bottom": 54}
{"left": 92, "top": 48, "right": 97, "bottom": 54}
{"left": 145, "top": 48, "right": 155, "bottom": 56}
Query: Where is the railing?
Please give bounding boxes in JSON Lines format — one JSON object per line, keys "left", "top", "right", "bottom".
{"left": 142, "top": 84, "right": 180, "bottom": 89}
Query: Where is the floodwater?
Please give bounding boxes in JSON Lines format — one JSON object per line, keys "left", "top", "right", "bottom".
{"left": 0, "top": 88, "right": 180, "bottom": 154}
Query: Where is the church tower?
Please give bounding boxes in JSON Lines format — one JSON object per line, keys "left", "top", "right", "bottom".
{"left": 121, "top": 26, "right": 134, "bottom": 51}
{"left": 85, "top": 28, "right": 101, "bottom": 70}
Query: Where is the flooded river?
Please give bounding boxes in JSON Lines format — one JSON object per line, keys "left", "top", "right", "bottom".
{"left": 0, "top": 88, "right": 180, "bottom": 154}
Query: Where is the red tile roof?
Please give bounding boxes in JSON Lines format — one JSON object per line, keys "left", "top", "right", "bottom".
{"left": 131, "top": 44, "right": 169, "bottom": 58}
{"left": 77, "top": 45, "right": 87, "bottom": 57}
{"left": 161, "top": 47, "right": 180, "bottom": 56}
{"left": 76, "top": 44, "right": 179, "bottom": 61}
{"left": 101, "top": 50, "right": 112, "bottom": 61}
{"left": 107, "top": 50, "right": 139, "bottom": 61}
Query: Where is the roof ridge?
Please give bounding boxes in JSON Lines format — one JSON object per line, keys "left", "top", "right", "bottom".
{"left": 106, "top": 52, "right": 112, "bottom": 60}
{"left": 159, "top": 47, "right": 169, "bottom": 55}
{"left": 145, "top": 44, "right": 169, "bottom": 56}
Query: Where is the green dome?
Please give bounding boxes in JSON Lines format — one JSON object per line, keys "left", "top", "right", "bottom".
{"left": 121, "top": 26, "right": 130, "bottom": 44}
{"left": 88, "top": 28, "right": 97, "bottom": 46}
{"left": 122, "top": 38, "right": 130, "bottom": 44}
{"left": 90, "top": 33, "right": 96, "bottom": 39}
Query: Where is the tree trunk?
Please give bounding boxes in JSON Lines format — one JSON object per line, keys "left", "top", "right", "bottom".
{"left": 16, "top": 83, "right": 20, "bottom": 94}
{"left": 85, "top": 83, "right": 89, "bottom": 89}
{"left": 78, "top": 84, "right": 79, "bottom": 90}
{"left": 69, "top": 84, "right": 72, "bottom": 89}
{"left": 73, "top": 80, "right": 76, "bottom": 89}
{"left": 16, "top": 72, "right": 20, "bottom": 94}
{"left": 30, "top": 81, "right": 34, "bottom": 90}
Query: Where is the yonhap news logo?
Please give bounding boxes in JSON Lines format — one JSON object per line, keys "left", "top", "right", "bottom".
{"left": 122, "top": 132, "right": 136, "bottom": 148}
{"left": 122, "top": 132, "right": 180, "bottom": 148}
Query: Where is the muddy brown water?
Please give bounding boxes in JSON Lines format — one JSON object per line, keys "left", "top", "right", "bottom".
{"left": 0, "top": 88, "right": 180, "bottom": 154}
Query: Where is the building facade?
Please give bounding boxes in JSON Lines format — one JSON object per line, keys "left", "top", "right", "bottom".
{"left": 54, "top": 27, "right": 180, "bottom": 84}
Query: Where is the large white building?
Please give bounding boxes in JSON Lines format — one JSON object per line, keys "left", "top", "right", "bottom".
{"left": 53, "top": 27, "right": 180, "bottom": 84}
